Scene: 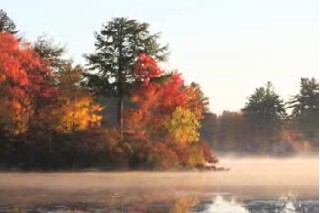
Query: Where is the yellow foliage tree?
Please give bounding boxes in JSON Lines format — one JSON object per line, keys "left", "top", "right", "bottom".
{"left": 53, "top": 96, "right": 103, "bottom": 133}
{"left": 164, "top": 107, "right": 200, "bottom": 145}
{"left": 51, "top": 65, "right": 103, "bottom": 133}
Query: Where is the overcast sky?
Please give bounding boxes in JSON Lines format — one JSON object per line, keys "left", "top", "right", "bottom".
{"left": 2, "top": 0, "right": 318, "bottom": 114}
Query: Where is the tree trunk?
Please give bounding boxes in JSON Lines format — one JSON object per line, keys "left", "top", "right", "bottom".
{"left": 117, "top": 25, "right": 124, "bottom": 138}
{"left": 48, "top": 132, "right": 52, "bottom": 153}
{"left": 117, "top": 96, "right": 124, "bottom": 138}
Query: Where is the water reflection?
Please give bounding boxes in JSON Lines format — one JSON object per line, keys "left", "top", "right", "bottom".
{"left": 196, "top": 195, "right": 319, "bottom": 213}
{"left": 1, "top": 194, "right": 319, "bottom": 213}
{"left": 203, "top": 195, "right": 249, "bottom": 213}
{"left": 0, "top": 158, "right": 318, "bottom": 212}
{"left": 170, "top": 197, "right": 199, "bottom": 213}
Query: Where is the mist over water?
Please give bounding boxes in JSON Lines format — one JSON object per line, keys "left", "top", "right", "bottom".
{"left": 0, "top": 156, "right": 318, "bottom": 212}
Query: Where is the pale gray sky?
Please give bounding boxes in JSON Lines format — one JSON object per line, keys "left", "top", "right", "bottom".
{"left": 2, "top": 0, "right": 318, "bottom": 114}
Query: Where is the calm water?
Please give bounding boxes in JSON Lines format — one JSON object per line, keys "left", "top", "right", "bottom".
{"left": 0, "top": 157, "right": 318, "bottom": 212}
{"left": 0, "top": 195, "right": 318, "bottom": 212}
{"left": 194, "top": 195, "right": 319, "bottom": 213}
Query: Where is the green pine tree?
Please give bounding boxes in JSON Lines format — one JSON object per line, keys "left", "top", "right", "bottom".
{"left": 0, "top": 9, "right": 18, "bottom": 35}
{"left": 84, "top": 17, "right": 168, "bottom": 136}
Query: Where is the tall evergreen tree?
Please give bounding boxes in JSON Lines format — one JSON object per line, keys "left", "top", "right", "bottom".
{"left": 85, "top": 17, "right": 168, "bottom": 136}
{"left": 288, "top": 78, "right": 319, "bottom": 143}
{"left": 242, "top": 82, "right": 286, "bottom": 149}
{"left": 0, "top": 9, "right": 18, "bottom": 35}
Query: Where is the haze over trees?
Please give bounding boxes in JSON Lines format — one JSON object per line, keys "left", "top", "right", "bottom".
{"left": 241, "top": 82, "right": 287, "bottom": 151}
{"left": 288, "top": 78, "right": 319, "bottom": 146}
{"left": 0, "top": 9, "right": 318, "bottom": 170}
{"left": 201, "top": 80, "right": 319, "bottom": 154}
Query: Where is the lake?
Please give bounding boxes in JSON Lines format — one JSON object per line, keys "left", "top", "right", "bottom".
{"left": 0, "top": 156, "right": 318, "bottom": 212}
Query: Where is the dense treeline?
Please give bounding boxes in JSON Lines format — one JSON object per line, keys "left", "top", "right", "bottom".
{"left": 201, "top": 80, "right": 319, "bottom": 154}
{"left": 0, "top": 10, "right": 217, "bottom": 170}
{"left": 0, "top": 10, "right": 318, "bottom": 170}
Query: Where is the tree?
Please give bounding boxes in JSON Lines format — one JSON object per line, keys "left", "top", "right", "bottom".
{"left": 31, "top": 37, "right": 101, "bottom": 133}
{"left": 127, "top": 55, "right": 207, "bottom": 140}
{"left": 242, "top": 82, "right": 286, "bottom": 150}
{"left": 33, "top": 35, "right": 68, "bottom": 72}
{"left": 0, "top": 33, "right": 54, "bottom": 138}
{"left": 288, "top": 78, "right": 319, "bottom": 143}
{"left": 200, "top": 112, "right": 218, "bottom": 146}
{"left": 85, "top": 17, "right": 168, "bottom": 136}
{"left": 126, "top": 55, "right": 215, "bottom": 168}
{"left": 164, "top": 107, "right": 200, "bottom": 145}
{"left": 26, "top": 37, "right": 70, "bottom": 155}
{"left": 216, "top": 111, "right": 251, "bottom": 151}
{"left": 186, "top": 82, "right": 209, "bottom": 118}
{"left": 52, "top": 65, "right": 103, "bottom": 133}
{"left": 29, "top": 63, "right": 103, "bottom": 167}
{"left": 0, "top": 9, "right": 18, "bottom": 35}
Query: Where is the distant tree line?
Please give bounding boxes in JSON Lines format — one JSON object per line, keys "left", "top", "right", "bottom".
{"left": 201, "top": 79, "right": 319, "bottom": 154}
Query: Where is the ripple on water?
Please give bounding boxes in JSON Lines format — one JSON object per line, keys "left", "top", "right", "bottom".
{"left": 0, "top": 195, "right": 318, "bottom": 213}
{"left": 194, "top": 195, "right": 319, "bottom": 213}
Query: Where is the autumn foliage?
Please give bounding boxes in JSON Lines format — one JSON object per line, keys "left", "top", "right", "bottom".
{"left": 0, "top": 33, "right": 104, "bottom": 169}
{"left": 128, "top": 54, "right": 206, "bottom": 134}
{"left": 0, "top": 32, "right": 215, "bottom": 170}
{"left": 0, "top": 33, "right": 56, "bottom": 137}
{"left": 126, "top": 54, "right": 215, "bottom": 169}
{"left": 1, "top": 12, "right": 317, "bottom": 171}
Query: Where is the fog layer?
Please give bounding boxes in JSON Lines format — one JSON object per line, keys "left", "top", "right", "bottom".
{"left": 0, "top": 156, "right": 318, "bottom": 205}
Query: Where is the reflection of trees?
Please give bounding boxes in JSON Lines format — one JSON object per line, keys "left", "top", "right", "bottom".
{"left": 103, "top": 192, "right": 199, "bottom": 213}
{"left": 170, "top": 197, "right": 199, "bottom": 213}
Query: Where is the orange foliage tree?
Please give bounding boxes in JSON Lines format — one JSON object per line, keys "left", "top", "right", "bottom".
{"left": 0, "top": 33, "right": 56, "bottom": 137}
{"left": 125, "top": 54, "right": 214, "bottom": 168}
{"left": 127, "top": 54, "right": 207, "bottom": 139}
